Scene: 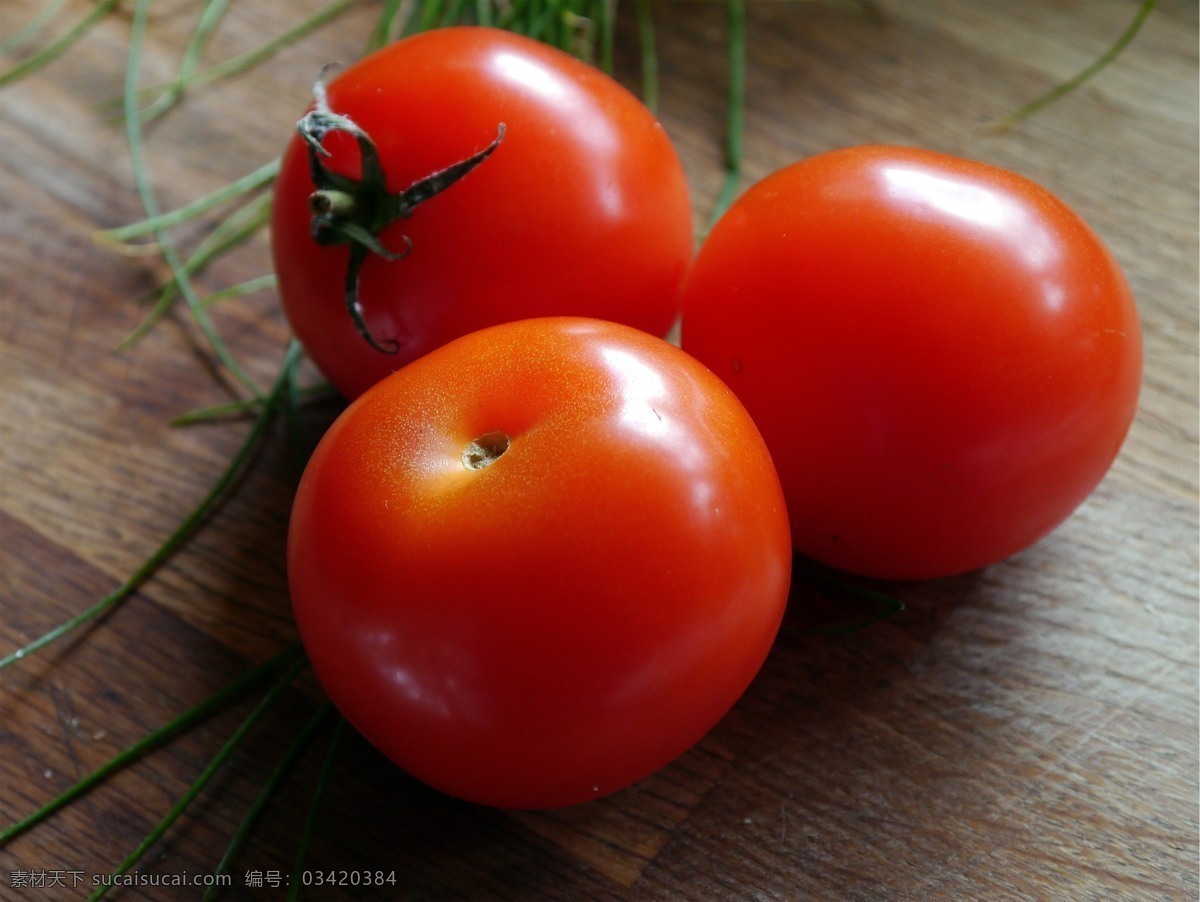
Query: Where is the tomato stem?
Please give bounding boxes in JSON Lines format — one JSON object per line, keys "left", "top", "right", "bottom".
{"left": 309, "top": 188, "right": 357, "bottom": 219}
{"left": 297, "top": 70, "right": 505, "bottom": 355}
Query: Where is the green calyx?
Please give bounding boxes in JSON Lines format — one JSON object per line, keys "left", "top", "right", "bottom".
{"left": 296, "top": 72, "right": 505, "bottom": 354}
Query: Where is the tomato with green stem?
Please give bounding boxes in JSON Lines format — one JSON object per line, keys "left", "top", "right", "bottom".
{"left": 288, "top": 318, "right": 791, "bottom": 809}
{"left": 270, "top": 27, "right": 694, "bottom": 399}
{"left": 681, "top": 145, "right": 1142, "bottom": 580}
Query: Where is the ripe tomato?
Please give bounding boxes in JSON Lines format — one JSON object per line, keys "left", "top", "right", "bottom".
{"left": 681, "top": 145, "right": 1142, "bottom": 580}
{"left": 271, "top": 27, "right": 694, "bottom": 400}
{"left": 288, "top": 318, "right": 791, "bottom": 808}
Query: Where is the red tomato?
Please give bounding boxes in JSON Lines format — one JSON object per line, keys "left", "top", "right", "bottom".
{"left": 681, "top": 146, "right": 1142, "bottom": 580}
{"left": 288, "top": 318, "right": 791, "bottom": 808}
{"left": 271, "top": 27, "right": 694, "bottom": 399}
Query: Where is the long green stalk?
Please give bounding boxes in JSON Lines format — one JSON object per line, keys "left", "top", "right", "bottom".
{"left": 0, "top": 0, "right": 72, "bottom": 54}
{"left": 0, "top": 342, "right": 301, "bottom": 672}
{"left": 0, "top": 0, "right": 122, "bottom": 89}
{"left": 171, "top": 378, "right": 333, "bottom": 429}
{"left": 705, "top": 0, "right": 746, "bottom": 236}
{"left": 0, "top": 645, "right": 303, "bottom": 846}
{"left": 138, "top": 0, "right": 234, "bottom": 122}
{"left": 199, "top": 274, "right": 278, "bottom": 311}
{"left": 164, "top": 0, "right": 358, "bottom": 93}
{"left": 120, "top": 0, "right": 262, "bottom": 399}
{"left": 995, "top": 0, "right": 1159, "bottom": 129}
{"left": 288, "top": 717, "right": 348, "bottom": 902}
{"left": 474, "top": 0, "right": 495, "bottom": 28}
{"left": 204, "top": 703, "right": 336, "bottom": 900}
{"left": 100, "top": 0, "right": 360, "bottom": 122}
{"left": 90, "top": 655, "right": 310, "bottom": 900}
{"left": 118, "top": 192, "right": 274, "bottom": 351}
{"left": 595, "top": 0, "right": 615, "bottom": 73}
{"left": 364, "top": 0, "right": 406, "bottom": 53}
{"left": 635, "top": 0, "right": 659, "bottom": 113}
{"left": 94, "top": 159, "right": 279, "bottom": 248}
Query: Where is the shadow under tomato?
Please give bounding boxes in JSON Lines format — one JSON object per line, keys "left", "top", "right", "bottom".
{"left": 606, "top": 532, "right": 1120, "bottom": 896}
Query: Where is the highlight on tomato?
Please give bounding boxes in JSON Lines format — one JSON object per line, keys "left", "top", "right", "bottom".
{"left": 287, "top": 318, "right": 792, "bottom": 809}
{"left": 681, "top": 145, "right": 1142, "bottom": 580}
{"left": 270, "top": 27, "right": 694, "bottom": 399}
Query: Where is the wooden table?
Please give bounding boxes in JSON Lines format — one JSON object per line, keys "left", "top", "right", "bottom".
{"left": 2, "top": 1, "right": 1196, "bottom": 898}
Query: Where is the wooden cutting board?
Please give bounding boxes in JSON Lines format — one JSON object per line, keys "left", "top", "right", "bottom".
{"left": 2, "top": 1, "right": 1196, "bottom": 897}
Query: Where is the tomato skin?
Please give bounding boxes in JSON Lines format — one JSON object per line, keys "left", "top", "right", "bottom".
{"left": 681, "top": 145, "right": 1142, "bottom": 580}
{"left": 271, "top": 27, "right": 694, "bottom": 400}
{"left": 288, "top": 318, "right": 791, "bottom": 809}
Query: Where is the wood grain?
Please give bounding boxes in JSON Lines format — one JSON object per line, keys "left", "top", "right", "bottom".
{"left": 2, "top": 1, "right": 1196, "bottom": 898}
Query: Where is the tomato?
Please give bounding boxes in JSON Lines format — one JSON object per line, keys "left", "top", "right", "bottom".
{"left": 271, "top": 27, "right": 694, "bottom": 400}
{"left": 288, "top": 318, "right": 791, "bottom": 809}
{"left": 681, "top": 145, "right": 1142, "bottom": 580}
